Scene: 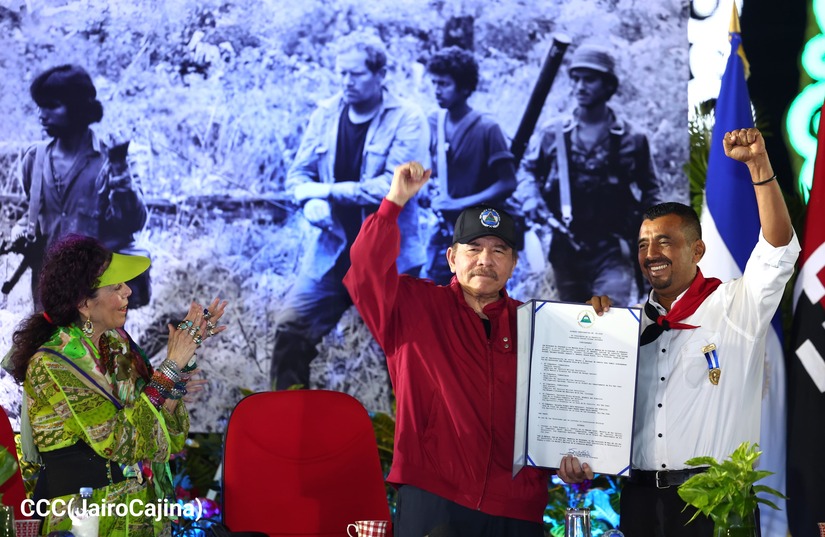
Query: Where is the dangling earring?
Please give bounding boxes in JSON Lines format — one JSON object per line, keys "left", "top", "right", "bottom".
{"left": 82, "top": 318, "right": 94, "bottom": 337}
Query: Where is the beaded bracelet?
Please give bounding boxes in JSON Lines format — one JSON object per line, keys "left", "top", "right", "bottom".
{"left": 144, "top": 385, "right": 166, "bottom": 408}
{"left": 171, "top": 376, "right": 188, "bottom": 397}
{"left": 158, "top": 360, "right": 183, "bottom": 383}
{"left": 148, "top": 381, "right": 184, "bottom": 401}
{"left": 147, "top": 375, "right": 173, "bottom": 399}
{"left": 752, "top": 174, "right": 777, "bottom": 186}
{"left": 144, "top": 359, "right": 192, "bottom": 404}
{"left": 159, "top": 358, "right": 181, "bottom": 375}
{"left": 154, "top": 370, "right": 175, "bottom": 389}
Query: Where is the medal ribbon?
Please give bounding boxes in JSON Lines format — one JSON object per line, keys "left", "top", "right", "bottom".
{"left": 703, "top": 348, "right": 719, "bottom": 371}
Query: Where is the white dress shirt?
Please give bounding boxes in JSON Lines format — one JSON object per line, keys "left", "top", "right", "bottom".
{"left": 632, "top": 230, "right": 800, "bottom": 471}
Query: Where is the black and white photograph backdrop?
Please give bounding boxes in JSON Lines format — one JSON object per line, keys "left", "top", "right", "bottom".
{"left": 0, "top": 0, "right": 689, "bottom": 432}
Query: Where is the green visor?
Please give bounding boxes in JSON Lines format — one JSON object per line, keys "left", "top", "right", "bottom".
{"left": 95, "top": 252, "right": 151, "bottom": 288}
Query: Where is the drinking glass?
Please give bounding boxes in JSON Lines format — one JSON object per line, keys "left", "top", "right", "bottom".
{"left": 564, "top": 507, "right": 591, "bottom": 537}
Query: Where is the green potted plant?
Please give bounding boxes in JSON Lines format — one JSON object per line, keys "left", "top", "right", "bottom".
{"left": 677, "top": 442, "right": 784, "bottom": 536}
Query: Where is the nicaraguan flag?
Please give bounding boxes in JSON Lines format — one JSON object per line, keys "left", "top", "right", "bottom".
{"left": 698, "top": 10, "right": 787, "bottom": 537}
{"left": 787, "top": 100, "right": 825, "bottom": 536}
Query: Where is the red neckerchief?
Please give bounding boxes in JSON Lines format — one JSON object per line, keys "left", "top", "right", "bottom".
{"left": 640, "top": 268, "right": 722, "bottom": 346}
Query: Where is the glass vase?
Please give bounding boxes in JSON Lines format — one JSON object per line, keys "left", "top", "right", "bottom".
{"left": 713, "top": 510, "right": 757, "bottom": 537}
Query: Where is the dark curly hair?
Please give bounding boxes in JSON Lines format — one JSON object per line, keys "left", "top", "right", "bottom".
{"left": 427, "top": 46, "right": 479, "bottom": 94}
{"left": 9, "top": 234, "right": 111, "bottom": 383}
{"left": 30, "top": 65, "right": 104, "bottom": 128}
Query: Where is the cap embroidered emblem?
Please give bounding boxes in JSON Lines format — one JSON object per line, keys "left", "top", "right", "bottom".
{"left": 479, "top": 208, "right": 501, "bottom": 228}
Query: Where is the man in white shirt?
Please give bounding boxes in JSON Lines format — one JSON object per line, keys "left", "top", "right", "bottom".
{"left": 591, "top": 127, "right": 800, "bottom": 536}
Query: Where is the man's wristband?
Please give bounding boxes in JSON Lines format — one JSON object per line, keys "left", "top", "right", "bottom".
{"left": 752, "top": 174, "right": 776, "bottom": 186}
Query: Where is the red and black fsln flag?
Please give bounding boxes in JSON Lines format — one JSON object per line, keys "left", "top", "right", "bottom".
{"left": 787, "top": 102, "right": 825, "bottom": 537}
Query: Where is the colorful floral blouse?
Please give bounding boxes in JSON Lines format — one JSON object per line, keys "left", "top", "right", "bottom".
{"left": 25, "top": 324, "right": 189, "bottom": 537}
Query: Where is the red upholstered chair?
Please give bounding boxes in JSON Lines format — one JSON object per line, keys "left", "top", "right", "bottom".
{"left": 222, "top": 390, "right": 391, "bottom": 537}
{"left": 0, "top": 405, "right": 29, "bottom": 521}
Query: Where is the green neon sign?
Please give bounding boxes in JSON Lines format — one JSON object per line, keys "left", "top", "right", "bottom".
{"left": 787, "top": 0, "right": 825, "bottom": 202}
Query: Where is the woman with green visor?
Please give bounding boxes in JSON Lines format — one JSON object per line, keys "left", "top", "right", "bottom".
{"left": 5, "top": 233, "right": 227, "bottom": 537}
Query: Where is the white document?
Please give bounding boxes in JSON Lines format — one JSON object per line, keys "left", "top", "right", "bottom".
{"left": 514, "top": 300, "right": 641, "bottom": 477}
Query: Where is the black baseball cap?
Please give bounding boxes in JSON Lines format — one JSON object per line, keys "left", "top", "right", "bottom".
{"left": 453, "top": 205, "right": 520, "bottom": 250}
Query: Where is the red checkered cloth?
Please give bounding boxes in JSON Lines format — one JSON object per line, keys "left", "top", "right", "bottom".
{"left": 347, "top": 520, "right": 388, "bottom": 537}
{"left": 15, "top": 519, "right": 41, "bottom": 537}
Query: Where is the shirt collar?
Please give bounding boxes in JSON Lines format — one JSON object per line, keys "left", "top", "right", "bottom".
{"left": 647, "top": 286, "right": 690, "bottom": 315}
{"left": 563, "top": 105, "right": 626, "bottom": 136}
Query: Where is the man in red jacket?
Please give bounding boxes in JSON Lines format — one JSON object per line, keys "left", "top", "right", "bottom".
{"left": 344, "top": 162, "right": 592, "bottom": 537}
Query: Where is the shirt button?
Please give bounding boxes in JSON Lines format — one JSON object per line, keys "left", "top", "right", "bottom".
{"left": 662, "top": 464, "right": 667, "bottom": 469}
{"left": 504, "top": 344, "right": 510, "bottom": 349}
{"left": 503, "top": 337, "right": 509, "bottom": 342}
{"left": 660, "top": 377, "right": 665, "bottom": 381}
{"left": 661, "top": 349, "right": 666, "bottom": 353}
{"left": 658, "top": 433, "right": 663, "bottom": 438}
{"left": 658, "top": 403, "right": 663, "bottom": 408}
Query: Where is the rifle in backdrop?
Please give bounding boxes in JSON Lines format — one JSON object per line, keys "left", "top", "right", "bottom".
{"left": 508, "top": 34, "right": 584, "bottom": 255}
{"left": 0, "top": 233, "right": 41, "bottom": 295}
{"left": 510, "top": 33, "right": 571, "bottom": 165}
